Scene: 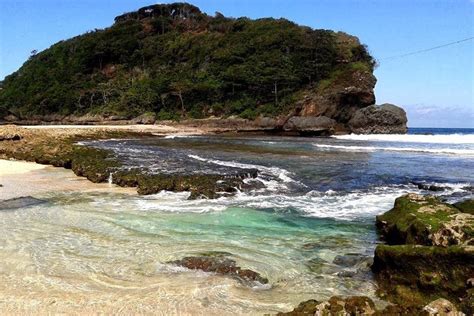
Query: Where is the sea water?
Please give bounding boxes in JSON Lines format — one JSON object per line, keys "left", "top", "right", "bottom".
{"left": 0, "top": 128, "right": 472, "bottom": 314}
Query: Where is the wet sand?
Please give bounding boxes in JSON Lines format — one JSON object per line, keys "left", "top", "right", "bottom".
{"left": 0, "top": 159, "right": 135, "bottom": 200}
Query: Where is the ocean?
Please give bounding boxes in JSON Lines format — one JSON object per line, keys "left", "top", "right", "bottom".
{"left": 0, "top": 128, "right": 473, "bottom": 313}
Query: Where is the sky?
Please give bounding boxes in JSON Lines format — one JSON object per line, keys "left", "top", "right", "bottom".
{"left": 0, "top": 0, "right": 473, "bottom": 128}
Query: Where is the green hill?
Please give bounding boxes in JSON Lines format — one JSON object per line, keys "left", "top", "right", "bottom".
{"left": 0, "top": 2, "right": 376, "bottom": 123}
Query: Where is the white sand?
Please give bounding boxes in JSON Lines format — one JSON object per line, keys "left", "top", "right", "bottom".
{"left": 0, "top": 159, "right": 135, "bottom": 200}
{"left": 0, "top": 159, "right": 46, "bottom": 175}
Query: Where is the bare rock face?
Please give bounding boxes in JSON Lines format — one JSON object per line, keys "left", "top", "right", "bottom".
{"left": 283, "top": 116, "right": 336, "bottom": 135}
{"left": 298, "top": 66, "right": 377, "bottom": 123}
{"left": 348, "top": 103, "right": 408, "bottom": 134}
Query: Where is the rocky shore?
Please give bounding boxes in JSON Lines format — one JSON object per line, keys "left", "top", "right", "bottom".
{"left": 283, "top": 194, "right": 473, "bottom": 315}
{"left": 0, "top": 125, "right": 257, "bottom": 199}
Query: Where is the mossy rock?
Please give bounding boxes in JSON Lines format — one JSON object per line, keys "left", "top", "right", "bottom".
{"left": 376, "top": 194, "right": 474, "bottom": 246}
{"left": 454, "top": 199, "right": 474, "bottom": 215}
{"left": 372, "top": 244, "right": 474, "bottom": 309}
{"left": 71, "top": 146, "right": 120, "bottom": 183}
{"left": 277, "top": 296, "right": 377, "bottom": 316}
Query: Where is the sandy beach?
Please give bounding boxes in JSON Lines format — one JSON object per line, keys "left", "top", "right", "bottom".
{"left": 0, "top": 159, "right": 135, "bottom": 200}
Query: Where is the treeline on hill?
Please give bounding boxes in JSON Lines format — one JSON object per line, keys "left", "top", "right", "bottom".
{"left": 0, "top": 3, "right": 375, "bottom": 120}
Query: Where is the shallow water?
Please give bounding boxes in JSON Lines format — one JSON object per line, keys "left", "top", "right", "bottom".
{"left": 1, "top": 128, "right": 473, "bottom": 314}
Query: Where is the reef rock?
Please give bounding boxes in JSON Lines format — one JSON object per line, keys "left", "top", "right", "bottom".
{"left": 376, "top": 194, "right": 474, "bottom": 246}
{"left": 170, "top": 255, "right": 268, "bottom": 285}
{"left": 373, "top": 194, "right": 474, "bottom": 313}
{"left": 348, "top": 103, "right": 407, "bottom": 134}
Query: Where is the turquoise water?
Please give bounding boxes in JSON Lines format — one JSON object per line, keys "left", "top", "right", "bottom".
{"left": 1, "top": 130, "right": 473, "bottom": 313}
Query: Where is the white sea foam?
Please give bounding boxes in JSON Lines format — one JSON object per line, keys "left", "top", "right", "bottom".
{"left": 132, "top": 181, "right": 471, "bottom": 220}
{"left": 333, "top": 134, "right": 474, "bottom": 144}
{"left": 163, "top": 134, "right": 198, "bottom": 139}
{"left": 187, "top": 154, "right": 299, "bottom": 184}
{"left": 313, "top": 144, "right": 474, "bottom": 156}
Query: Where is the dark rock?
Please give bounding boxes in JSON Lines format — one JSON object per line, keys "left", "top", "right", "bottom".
{"left": 0, "top": 196, "right": 47, "bottom": 210}
{"left": 279, "top": 295, "right": 462, "bottom": 315}
{"left": 278, "top": 296, "right": 377, "bottom": 315}
{"left": 337, "top": 270, "right": 356, "bottom": 278}
{"left": 372, "top": 244, "right": 474, "bottom": 307}
{"left": 170, "top": 256, "right": 268, "bottom": 285}
{"left": 348, "top": 103, "right": 408, "bottom": 134}
{"left": 333, "top": 253, "right": 368, "bottom": 267}
{"left": 283, "top": 116, "right": 336, "bottom": 134}
{"left": 415, "top": 183, "right": 447, "bottom": 192}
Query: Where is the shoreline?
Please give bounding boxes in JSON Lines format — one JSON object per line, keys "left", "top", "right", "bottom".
{"left": 0, "top": 159, "right": 136, "bottom": 200}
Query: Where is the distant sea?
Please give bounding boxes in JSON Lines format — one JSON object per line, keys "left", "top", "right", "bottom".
{"left": 408, "top": 127, "right": 474, "bottom": 135}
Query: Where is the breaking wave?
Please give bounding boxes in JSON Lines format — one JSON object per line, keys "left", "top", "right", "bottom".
{"left": 332, "top": 134, "right": 474, "bottom": 144}
{"left": 313, "top": 144, "right": 474, "bottom": 156}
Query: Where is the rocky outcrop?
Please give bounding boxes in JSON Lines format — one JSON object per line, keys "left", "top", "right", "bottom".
{"left": 298, "top": 64, "right": 377, "bottom": 123}
{"left": 169, "top": 255, "right": 268, "bottom": 285}
{"left": 131, "top": 112, "right": 156, "bottom": 124}
{"left": 0, "top": 125, "right": 23, "bottom": 141}
{"left": 279, "top": 296, "right": 464, "bottom": 315}
{"left": 0, "top": 126, "right": 257, "bottom": 199}
{"left": 372, "top": 194, "right": 474, "bottom": 313}
{"left": 376, "top": 194, "right": 473, "bottom": 246}
{"left": 348, "top": 103, "right": 408, "bottom": 134}
{"left": 283, "top": 116, "right": 336, "bottom": 135}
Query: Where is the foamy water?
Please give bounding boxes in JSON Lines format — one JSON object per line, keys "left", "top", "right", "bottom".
{"left": 333, "top": 133, "right": 474, "bottom": 144}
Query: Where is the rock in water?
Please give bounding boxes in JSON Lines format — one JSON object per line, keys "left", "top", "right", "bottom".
{"left": 0, "top": 196, "right": 47, "bottom": 210}
{"left": 277, "top": 296, "right": 377, "bottom": 315}
{"left": 169, "top": 255, "right": 268, "bottom": 285}
{"left": 372, "top": 194, "right": 474, "bottom": 313}
{"left": 376, "top": 194, "right": 474, "bottom": 246}
{"left": 348, "top": 103, "right": 408, "bottom": 134}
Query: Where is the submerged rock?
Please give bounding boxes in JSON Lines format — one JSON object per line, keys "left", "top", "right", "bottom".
{"left": 348, "top": 103, "right": 407, "bottom": 134}
{"left": 277, "top": 296, "right": 377, "bottom": 315}
{"left": 0, "top": 196, "right": 47, "bottom": 210}
{"left": 170, "top": 255, "right": 268, "bottom": 285}
{"left": 280, "top": 296, "right": 464, "bottom": 315}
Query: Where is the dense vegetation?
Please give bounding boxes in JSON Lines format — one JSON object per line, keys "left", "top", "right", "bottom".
{"left": 0, "top": 3, "right": 375, "bottom": 120}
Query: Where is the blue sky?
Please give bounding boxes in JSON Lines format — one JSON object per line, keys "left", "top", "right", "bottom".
{"left": 0, "top": 0, "right": 472, "bottom": 127}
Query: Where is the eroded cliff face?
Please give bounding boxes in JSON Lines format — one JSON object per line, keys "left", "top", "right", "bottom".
{"left": 277, "top": 33, "right": 407, "bottom": 134}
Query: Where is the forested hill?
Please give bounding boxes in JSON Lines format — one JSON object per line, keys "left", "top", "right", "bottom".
{"left": 0, "top": 2, "right": 376, "bottom": 123}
